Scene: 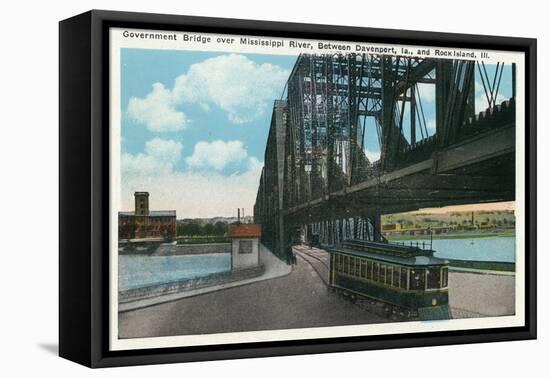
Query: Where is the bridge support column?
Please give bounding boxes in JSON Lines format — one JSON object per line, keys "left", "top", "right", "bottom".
{"left": 364, "top": 211, "right": 382, "bottom": 242}
{"left": 278, "top": 211, "right": 285, "bottom": 258}
{"left": 436, "top": 61, "right": 453, "bottom": 142}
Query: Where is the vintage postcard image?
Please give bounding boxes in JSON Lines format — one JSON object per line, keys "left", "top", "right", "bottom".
{"left": 108, "top": 28, "right": 525, "bottom": 350}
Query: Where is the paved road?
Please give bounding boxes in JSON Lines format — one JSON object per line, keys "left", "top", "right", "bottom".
{"left": 295, "top": 246, "right": 516, "bottom": 319}
{"left": 449, "top": 271, "right": 515, "bottom": 317}
{"left": 119, "top": 250, "right": 387, "bottom": 339}
{"left": 119, "top": 245, "right": 515, "bottom": 339}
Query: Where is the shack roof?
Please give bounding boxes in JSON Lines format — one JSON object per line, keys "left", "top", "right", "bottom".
{"left": 229, "top": 224, "right": 262, "bottom": 238}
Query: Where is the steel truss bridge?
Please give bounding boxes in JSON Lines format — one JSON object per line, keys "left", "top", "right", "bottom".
{"left": 254, "top": 54, "right": 516, "bottom": 263}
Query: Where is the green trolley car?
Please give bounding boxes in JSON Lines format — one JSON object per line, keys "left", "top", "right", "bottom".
{"left": 328, "top": 239, "right": 450, "bottom": 320}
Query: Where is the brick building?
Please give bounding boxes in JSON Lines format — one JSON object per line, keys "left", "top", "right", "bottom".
{"left": 118, "top": 192, "right": 176, "bottom": 240}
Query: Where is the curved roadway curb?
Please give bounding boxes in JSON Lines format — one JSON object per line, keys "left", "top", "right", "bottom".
{"left": 119, "top": 244, "right": 292, "bottom": 312}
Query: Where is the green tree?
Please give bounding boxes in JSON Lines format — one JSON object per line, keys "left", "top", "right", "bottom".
{"left": 203, "top": 223, "right": 215, "bottom": 236}
{"left": 214, "top": 221, "right": 227, "bottom": 235}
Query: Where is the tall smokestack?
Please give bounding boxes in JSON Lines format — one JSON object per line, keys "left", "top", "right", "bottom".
{"left": 237, "top": 208, "right": 241, "bottom": 223}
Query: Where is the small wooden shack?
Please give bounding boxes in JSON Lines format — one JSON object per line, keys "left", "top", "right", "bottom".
{"left": 228, "top": 224, "right": 262, "bottom": 270}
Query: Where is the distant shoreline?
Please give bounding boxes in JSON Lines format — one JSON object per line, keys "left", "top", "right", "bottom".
{"left": 387, "top": 231, "right": 515, "bottom": 241}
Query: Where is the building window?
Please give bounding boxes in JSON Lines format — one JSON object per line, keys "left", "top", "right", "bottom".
{"left": 238, "top": 240, "right": 253, "bottom": 254}
{"left": 355, "top": 258, "right": 361, "bottom": 276}
{"left": 360, "top": 259, "right": 366, "bottom": 278}
{"left": 350, "top": 257, "right": 356, "bottom": 276}
{"left": 380, "top": 264, "right": 386, "bottom": 285}
{"left": 373, "top": 263, "right": 380, "bottom": 282}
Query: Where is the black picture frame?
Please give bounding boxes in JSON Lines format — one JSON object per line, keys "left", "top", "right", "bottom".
{"left": 59, "top": 9, "right": 537, "bottom": 368}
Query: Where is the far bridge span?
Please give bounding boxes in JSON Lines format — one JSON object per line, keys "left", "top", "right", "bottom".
{"left": 254, "top": 54, "right": 516, "bottom": 262}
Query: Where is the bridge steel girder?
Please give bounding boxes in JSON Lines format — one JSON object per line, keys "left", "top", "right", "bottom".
{"left": 254, "top": 53, "right": 516, "bottom": 259}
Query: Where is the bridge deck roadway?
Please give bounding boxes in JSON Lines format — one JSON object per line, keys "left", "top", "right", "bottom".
{"left": 285, "top": 126, "right": 515, "bottom": 220}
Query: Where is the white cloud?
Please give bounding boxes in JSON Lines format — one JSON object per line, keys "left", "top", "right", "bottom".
{"left": 475, "top": 81, "right": 485, "bottom": 96}
{"left": 121, "top": 157, "right": 264, "bottom": 218}
{"left": 364, "top": 148, "right": 380, "bottom": 163}
{"left": 186, "top": 140, "right": 248, "bottom": 171}
{"left": 475, "top": 93, "right": 507, "bottom": 114}
{"left": 246, "top": 156, "right": 263, "bottom": 173}
{"left": 426, "top": 119, "right": 436, "bottom": 133}
{"left": 122, "top": 138, "right": 182, "bottom": 176}
{"left": 127, "top": 83, "right": 188, "bottom": 132}
{"left": 416, "top": 83, "right": 435, "bottom": 103}
{"left": 126, "top": 54, "right": 289, "bottom": 129}
{"left": 145, "top": 137, "right": 183, "bottom": 163}
{"left": 172, "top": 54, "right": 289, "bottom": 124}
{"left": 120, "top": 137, "right": 264, "bottom": 218}
{"left": 474, "top": 80, "right": 508, "bottom": 113}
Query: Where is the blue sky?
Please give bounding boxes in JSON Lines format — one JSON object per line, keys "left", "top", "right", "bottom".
{"left": 362, "top": 63, "right": 514, "bottom": 161}
{"left": 119, "top": 49, "right": 297, "bottom": 217}
{"left": 121, "top": 49, "right": 297, "bottom": 173}
{"left": 119, "top": 48, "right": 514, "bottom": 217}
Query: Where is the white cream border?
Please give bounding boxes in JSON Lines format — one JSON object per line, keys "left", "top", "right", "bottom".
{"left": 109, "top": 27, "right": 526, "bottom": 351}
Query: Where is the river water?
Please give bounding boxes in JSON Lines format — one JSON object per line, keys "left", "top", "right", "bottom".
{"left": 395, "top": 236, "right": 516, "bottom": 262}
{"left": 119, "top": 236, "right": 515, "bottom": 290}
{"left": 119, "top": 254, "right": 231, "bottom": 290}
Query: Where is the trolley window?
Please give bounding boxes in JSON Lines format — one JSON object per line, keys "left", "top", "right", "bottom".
{"left": 392, "top": 266, "right": 400, "bottom": 287}
{"left": 367, "top": 261, "right": 373, "bottom": 280}
{"left": 442, "top": 267, "right": 449, "bottom": 288}
{"left": 400, "top": 268, "right": 408, "bottom": 289}
{"left": 373, "top": 262, "right": 380, "bottom": 282}
{"left": 344, "top": 255, "right": 349, "bottom": 274}
{"left": 426, "top": 267, "right": 441, "bottom": 289}
{"left": 410, "top": 268, "right": 426, "bottom": 291}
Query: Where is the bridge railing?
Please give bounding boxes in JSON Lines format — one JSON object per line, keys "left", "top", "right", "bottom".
{"left": 393, "top": 97, "right": 514, "bottom": 171}
{"left": 390, "top": 239, "right": 433, "bottom": 251}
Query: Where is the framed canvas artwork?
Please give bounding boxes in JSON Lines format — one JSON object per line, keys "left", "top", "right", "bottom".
{"left": 59, "top": 10, "right": 536, "bottom": 368}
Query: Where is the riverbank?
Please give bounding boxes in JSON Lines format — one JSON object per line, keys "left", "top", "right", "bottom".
{"left": 386, "top": 230, "right": 515, "bottom": 241}
{"left": 447, "top": 259, "right": 515, "bottom": 272}
{"left": 119, "top": 244, "right": 292, "bottom": 312}
{"left": 118, "top": 240, "right": 231, "bottom": 256}
{"left": 154, "top": 242, "right": 230, "bottom": 255}
{"left": 119, "top": 247, "right": 387, "bottom": 338}
{"left": 119, "top": 246, "right": 514, "bottom": 338}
